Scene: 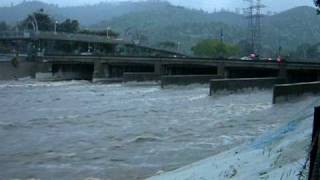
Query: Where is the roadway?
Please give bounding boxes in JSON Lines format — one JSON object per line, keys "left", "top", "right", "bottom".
{"left": 39, "top": 55, "right": 320, "bottom": 71}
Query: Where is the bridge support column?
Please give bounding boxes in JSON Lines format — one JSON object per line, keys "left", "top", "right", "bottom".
{"left": 104, "top": 64, "right": 110, "bottom": 78}
{"left": 165, "top": 66, "right": 173, "bottom": 75}
{"left": 93, "top": 62, "right": 110, "bottom": 82}
{"left": 154, "top": 63, "right": 163, "bottom": 75}
{"left": 217, "top": 64, "right": 228, "bottom": 78}
{"left": 317, "top": 72, "right": 320, "bottom": 81}
{"left": 278, "top": 64, "right": 288, "bottom": 82}
{"left": 35, "top": 62, "right": 53, "bottom": 81}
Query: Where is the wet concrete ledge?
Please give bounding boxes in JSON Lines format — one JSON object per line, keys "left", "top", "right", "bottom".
{"left": 273, "top": 81, "right": 320, "bottom": 104}
{"left": 93, "top": 78, "right": 123, "bottom": 84}
{"left": 123, "top": 72, "right": 160, "bottom": 82}
{"left": 210, "top": 77, "right": 284, "bottom": 95}
{"left": 161, "top": 75, "right": 223, "bottom": 88}
{"left": 0, "top": 59, "right": 36, "bottom": 80}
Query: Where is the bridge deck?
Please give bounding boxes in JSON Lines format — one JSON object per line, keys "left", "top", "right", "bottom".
{"left": 39, "top": 55, "right": 320, "bottom": 71}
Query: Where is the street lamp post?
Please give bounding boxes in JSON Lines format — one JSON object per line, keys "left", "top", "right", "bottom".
{"left": 54, "top": 21, "right": 58, "bottom": 34}
{"left": 106, "top": 26, "right": 111, "bottom": 39}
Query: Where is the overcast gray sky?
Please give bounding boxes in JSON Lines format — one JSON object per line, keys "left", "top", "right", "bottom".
{"left": 0, "top": 0, "right": 314, "bottom": 12}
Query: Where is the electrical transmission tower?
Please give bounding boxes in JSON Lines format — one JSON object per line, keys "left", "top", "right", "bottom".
{"left": 243, "top": 0, "right": 265, "bottom": 56}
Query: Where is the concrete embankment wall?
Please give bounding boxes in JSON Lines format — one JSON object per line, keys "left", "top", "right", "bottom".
{"left": 210, "top": 77, "right": 284, "bottom": 95}
{"left": 161, "top": 75, "right": 223, "bottom": 87}
{"left": 0, "top": 60, "right": 36, "bottom": 80}
{"left": 123, "top": 73, "right": 160, "bottom": 82}
{"left": 273, "top": 81, "right": 320, "bottom": 104}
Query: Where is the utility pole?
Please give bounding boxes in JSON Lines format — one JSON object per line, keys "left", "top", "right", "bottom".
{"left": 243, "top": 0, "right": 265, "bottom": 56}
{"left": 255, "top": 0, "right": 264, "bottom": 56}
{"left": 54, "top": 21, "right": 58, "bottom": 34}
{"left": 106, "top": 26, "right": 111, "bottom": 39}
{"left": 220, "top": 28, "right": 224, "bottom": 43}
{"left": 244, "top": 0, "right": 254, "bottom": 54}
{"left": 278, "top": 38, "right": 282, "bottom": 57}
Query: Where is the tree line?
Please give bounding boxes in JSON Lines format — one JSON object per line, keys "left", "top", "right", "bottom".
{"left": 189, "top": 39, "right": 320, "bottom": 60}
{"left": 316, "top": 0, "right": 320, "bottom": 13}
{"left": 0, "top": 9, "right": 119, "bottom": 38}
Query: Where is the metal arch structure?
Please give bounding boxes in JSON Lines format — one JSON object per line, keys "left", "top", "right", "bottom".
{"left": 24, "top": 14, "right": 39, "bottom": 33}
{"left": 30, "top": 14, "right": 39, "bottom": 33}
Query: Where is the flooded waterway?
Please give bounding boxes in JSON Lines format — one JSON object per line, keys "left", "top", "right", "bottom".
{"left": 0, "top": 80, "right": 295, "bottom": 179}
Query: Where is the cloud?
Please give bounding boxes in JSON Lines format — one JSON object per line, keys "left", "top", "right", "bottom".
{"left": 169, "top": 0, "right": 313, "bottom": 12}
{"left": 0, "top": 0, "right": 314, "bottom": 12}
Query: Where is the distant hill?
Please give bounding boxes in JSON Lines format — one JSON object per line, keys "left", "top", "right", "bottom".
{"left": 94, "top": 5, "right": 320, "bottom": 55}
{"left": 94, "top": 4, "right": 246, "bottom": 28}
{"left": 0, "top": 1, "right": 56, "bottom": 23}
{"left": 262, "top": 6, "right": 320, "bottom": 53}
{"left": 0, "top": 1, "right": 319, "bottom": 55}
{"left": 0, "top": 0, "right": 179, "bottom": 25}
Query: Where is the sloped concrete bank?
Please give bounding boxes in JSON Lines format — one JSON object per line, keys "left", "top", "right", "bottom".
{"left": 148, "top": 96, "right": 317, "bottom": 180}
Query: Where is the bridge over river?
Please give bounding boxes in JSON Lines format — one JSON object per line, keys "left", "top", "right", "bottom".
{"left": 1, "top": 32, "right": 320, "bottom": 179}
{"left": 34, "top": 55, "right": 320, "bottom": 84}
{"left": 1, "top": 31, "right": 320, "bottom": 84}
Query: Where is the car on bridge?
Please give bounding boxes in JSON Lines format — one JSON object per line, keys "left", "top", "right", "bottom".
{"left": 80, "top": 52, "right": 93, "bottom": 56}
{"left": 241, "top": 56, "right": 252, "bottom": 61}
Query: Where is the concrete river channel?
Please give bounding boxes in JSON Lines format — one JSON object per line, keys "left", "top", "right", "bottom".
{"left": 0, "top": 80, "right": 300, "bottom": 179}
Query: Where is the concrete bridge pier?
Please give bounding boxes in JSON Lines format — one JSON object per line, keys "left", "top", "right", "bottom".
{"left": 154, "top": 63, "right": 163, "bottom": 75}
{"left": 163, "top": 65, "right": 173, "bottom": 75}
{"left": 317, "top": 72, "right": 320, "bottom": 81}
{"left": 217, "top": 64, "right": 228, "bottom": 78}
{"left": 278, "top": 64, "right": 288, "bottom": 82}
{"left": 35, "top": 62, "right": 53, "bottom": 81}
{"left": 93, "top": 62, "right": 110, "bottom": 83}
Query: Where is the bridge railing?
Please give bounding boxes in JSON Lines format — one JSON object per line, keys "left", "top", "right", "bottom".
{"left": 0, "top": 31, "right": 33, "bottom": 39}
{"left": 0, "top": 30, "right": 124, "bottom": 43}
{"left": 0, "top": 31, "right": 186, "bottom": 57}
